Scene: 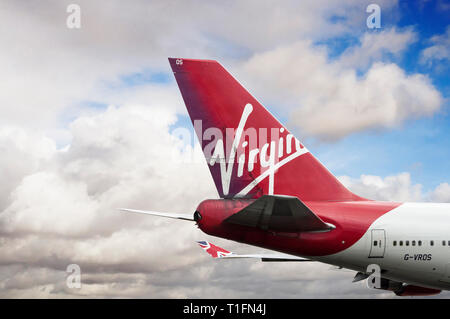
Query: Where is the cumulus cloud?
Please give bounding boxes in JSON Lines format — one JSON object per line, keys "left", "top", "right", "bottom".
{"left": 339, "top": 172, "right": 450, "bottom": 204}
{"left": 339, "top": 172, "right": 423, "bottom": 202}
{"left": 0, "top": 127, "right": 56, "bottom": 211}
{"left": 0, "top": 103, "right": 219, "bottom": 297}
{"left": 240, "top": 34, "right": 442, "bottom": 140}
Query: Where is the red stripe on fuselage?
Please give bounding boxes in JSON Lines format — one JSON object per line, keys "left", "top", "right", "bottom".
{"left": 197, "top": 199, "right": 401, "bottom": 257}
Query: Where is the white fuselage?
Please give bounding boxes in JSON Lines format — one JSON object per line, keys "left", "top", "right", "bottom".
{"left": 317, "top": 202, "right": 450, "bottom": 290}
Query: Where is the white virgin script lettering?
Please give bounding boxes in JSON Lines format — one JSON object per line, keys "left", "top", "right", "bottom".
{"left": 198, "top": 103, "right": 309, "bottom": 196}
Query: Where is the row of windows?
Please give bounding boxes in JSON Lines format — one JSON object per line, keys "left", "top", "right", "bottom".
{"left": 391, "top": 240, "right": 450, "bottom": 247}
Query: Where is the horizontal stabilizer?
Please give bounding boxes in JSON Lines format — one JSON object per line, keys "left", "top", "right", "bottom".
{"left": 197, "top": 241, "right": 311, "bottom": 262}
{"left": 224, "top": 195, "right": 334, "bottom": 232}
{"left": 119, "top": 208, "right": 194, "bottom": 221}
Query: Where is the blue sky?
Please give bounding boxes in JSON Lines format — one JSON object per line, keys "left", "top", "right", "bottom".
{"left": 313, "top": 0, "right": 449, "bottom": 190}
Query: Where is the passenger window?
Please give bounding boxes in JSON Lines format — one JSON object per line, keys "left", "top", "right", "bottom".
{"left": 412, "top": 240, "right": 416, "bottom": 246}
{"left": 400, "top": 241, "right": 403, "bottom": 246}
{"left": 443, "top": 240, "right": 446, "bottom": 246}
{"left": 406, "top": 241, "right": 409, "bottom": 246}
{"left": 393, "top": 241, "right": 397, "bottom": 246}
{"left": 374, "top": 241, "right": 378, "bottom": 246}
{"left": 431, "top": 240, "right": 434, "bottom": 246}
{"left": 448, "top": 240, "right": 450, "bottom": 246}
{"left": 418, "top": 240, "right": 422, "bottom": 246}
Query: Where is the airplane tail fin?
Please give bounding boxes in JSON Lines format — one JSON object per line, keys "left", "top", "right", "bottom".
{"left": 169, "top": 58, "right": 363, "bottom": 202}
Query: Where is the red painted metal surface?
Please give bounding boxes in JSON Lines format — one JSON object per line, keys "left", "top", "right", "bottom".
{"left": 196, "top": 199, "right": 401, "bottom": 257}
{"left": 396, "top": 285, "right": 441, "bottom": 296}
{"left": 169, "top": 58, "right": 364, "bottom": 202}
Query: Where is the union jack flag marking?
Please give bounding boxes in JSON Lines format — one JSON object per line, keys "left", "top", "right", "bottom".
{"left": 197, "top": 241, "right": 232, "bottom": 258}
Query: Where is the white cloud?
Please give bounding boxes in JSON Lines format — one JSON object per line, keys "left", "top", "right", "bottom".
{"left": 339, "top": 172, "right": 450, "bottom": 204}
{"left": 429, "top": 183, "right": 450, "bottom": 203}
{"left": 240, "top": 36, "right": 442, "bottom": 140}
{"left": 1, "top": 172, "right": 99, "bottom": 236}
{"left": 339, "top": 172, "right": 423, "bottom": 202}
{"left": 0, "top": 127, "right": 56, "bottom": 211}
{"left": 338, "top": 28, "right": 417, "bottom": 70}
{"left": 0, "top": 103, "right": 220, "bottom": 297}
{"left": 420, "top": 26, "right": 450, "bottom": 66}
{"left": 0, "top": 103, "right": 216, "bottom": 236}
